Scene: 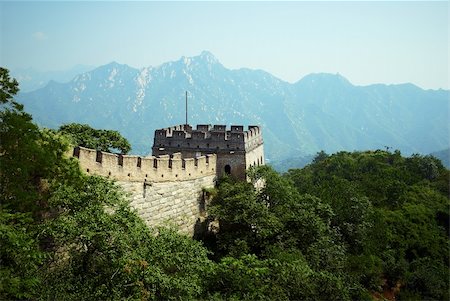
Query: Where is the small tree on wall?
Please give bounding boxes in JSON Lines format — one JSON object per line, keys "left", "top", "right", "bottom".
{"left": 58, "top": 123, "right": 131, "bottom": 154}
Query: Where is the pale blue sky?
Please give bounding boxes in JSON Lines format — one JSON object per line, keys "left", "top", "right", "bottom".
{"left": 0, "top": 1, "right": 448, "bottom": 89}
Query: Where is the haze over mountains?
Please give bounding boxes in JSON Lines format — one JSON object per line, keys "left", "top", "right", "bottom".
{"left": 16, "top": 51, "right": 449, "bottom": 165}
{"left": 11, "top": 65, "right": 95, "bottom": 92}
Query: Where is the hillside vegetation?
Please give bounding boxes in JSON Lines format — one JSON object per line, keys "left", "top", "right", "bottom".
{"left": 1, "top": 68, "right": 449, "bottom": 300}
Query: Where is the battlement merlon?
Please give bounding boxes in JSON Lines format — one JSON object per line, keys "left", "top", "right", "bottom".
{"left": 153, "top": 124, "right": 263, "bottom": 148}
{"left": 72, "top": 146, "right": 216, "bottom": 183}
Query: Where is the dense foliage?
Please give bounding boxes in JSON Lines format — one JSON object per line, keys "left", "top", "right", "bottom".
{"left": 1, "top": 68, "right": 211, "bottom": 300}
{"left": 285, "top": 150, "right": 449, "bottom": 300}
{"left": 200, "top": 151, "right": 449, "bottom": 300}
{"left": 1, "top": 68, "right": 448, "bottom": 300}
{"left": 58, "top": 123, "right": 131, "bottom": 154}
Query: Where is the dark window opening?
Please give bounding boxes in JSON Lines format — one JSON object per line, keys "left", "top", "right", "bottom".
{"left": 96, "top": 151, "right": 102, "bottom": 163}
{"left": 73, "top": 147, "right": 80, "bottom": 158}
{"left": 224, "top": 164, "right": 231, "bottom": 175}
{"left": 137, "top": 157, "right": 142, "bottom": 167}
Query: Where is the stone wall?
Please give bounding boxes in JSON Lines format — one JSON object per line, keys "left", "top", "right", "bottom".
{"left": 72, "top": 147, "right": 217, "bottom": 235}
{"left": 73, "top": 146, "right": 216, "bottom": 183}
{"left": 118, "top": 175, "right": 215, "bottom": 235}
{"left": 246, "top": 144, "right": 265, "bottom": 169}
{"left": 151, "top": 124, "right": 264, "bottom": 180}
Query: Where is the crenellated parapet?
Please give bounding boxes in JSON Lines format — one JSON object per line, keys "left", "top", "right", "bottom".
{"left": 72, "top": 146, "right": 216, "bottom": 183}
{"left": 244, "top": 125, "right": 264, "bottom": 152}
{"left": 153, "top": 124, "right": 263, "bottom": 153}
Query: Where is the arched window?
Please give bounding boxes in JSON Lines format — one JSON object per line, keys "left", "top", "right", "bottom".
{"left": 224, "top": 164, "right": 231, "bottom": 175}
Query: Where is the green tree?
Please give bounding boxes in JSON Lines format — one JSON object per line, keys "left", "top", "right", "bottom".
{"left": 208, "top": 176, "right": 282, "bottom": 257}
{"left": 0, "top": 211, "right": 45, "bottom": 299}
{"left": 58, "top": 123, "right": 131, "bottom": 154}
{"left": 0, "top": 68, "right": 214, "bottom": 300}
{"left": 0, "top": 67, "right": 19, "bottom": 105}
{"left": 41, "top": 175, "right": 214, "bottom": 300}
{"left": 285, "top": 150, "right": 450, "bottom": 299}
{"left": 206, "top": 166, "right": 353, "bottom": 300}
{"left": 0, "top": 67, "right": 72, "bottom": 299}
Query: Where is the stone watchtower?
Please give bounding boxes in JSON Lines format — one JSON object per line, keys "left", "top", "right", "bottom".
{"left": 152, "top": 124, "right": 265, "bottom": 179}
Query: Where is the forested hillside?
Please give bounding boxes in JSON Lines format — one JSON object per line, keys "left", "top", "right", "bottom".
{"left": 201, "top": 151, "right": 449, "bottom": 300}
{"left": 2, "top": 68, "right": 449, "bottom": 300}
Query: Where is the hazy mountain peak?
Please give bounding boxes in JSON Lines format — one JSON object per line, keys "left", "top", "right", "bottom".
{"left": 98, "top": 61, "right": 133, "bottom": 71}
{"left": 176, "top": 51, "right": 219, "bottom": 68}
{"left": 198, "top": 50, "right": 219, "bottom": 64}
{"left": 298, "top": 73, "right": 352, "bottom": 86}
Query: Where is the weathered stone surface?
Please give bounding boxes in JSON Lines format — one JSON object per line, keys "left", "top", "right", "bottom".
{"left": 118, "top": 174, "right": 215, "bottom": 236}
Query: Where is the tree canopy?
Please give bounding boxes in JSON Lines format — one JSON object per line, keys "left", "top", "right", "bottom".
{"left": 58, "top": 123, "right": 131, "bottom": 154}
{"left": 0, "top": 68, "right": 211, "bottom": 300}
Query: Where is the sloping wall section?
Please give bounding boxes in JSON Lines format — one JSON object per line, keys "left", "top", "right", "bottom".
{"left": 73, "top": 147, "right": 217, "bottom": 235}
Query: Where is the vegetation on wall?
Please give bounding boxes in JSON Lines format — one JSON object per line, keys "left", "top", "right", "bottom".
{"left": 1, "top": 67, "right": 448, "bottom": 300}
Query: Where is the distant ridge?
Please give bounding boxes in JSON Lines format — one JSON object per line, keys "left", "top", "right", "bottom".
{"left": 11, "top": 65, "right": 95, "bottom": 92}
{"left": 16, "top": 52, "right": 449, "bottom": 161}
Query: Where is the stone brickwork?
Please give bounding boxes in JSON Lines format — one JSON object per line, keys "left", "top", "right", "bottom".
{"left": 118, "top": 175, "right": 215, "bottom": 235}
{"left": 152, "top": 124, "right": 265, "bottom": 179}
{"left": 73, "top": 146, "right": 216, "bottom": 183}
{"left": 72, "top": 146, "right": 216, "bottom": 235}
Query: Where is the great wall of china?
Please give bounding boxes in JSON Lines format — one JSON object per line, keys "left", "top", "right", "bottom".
{"left": 72, "top": 124, "right": 264, "bottom": 235}
{"left": 73, "top": 147, "right": 217, "bottom": 235}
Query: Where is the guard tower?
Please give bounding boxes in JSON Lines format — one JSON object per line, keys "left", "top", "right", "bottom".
{"left": 152, "top": 124, "right": 265, "bottom": 179}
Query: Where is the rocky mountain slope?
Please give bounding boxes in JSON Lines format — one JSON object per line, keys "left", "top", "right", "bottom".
{"left": 17, "top": 51, "right": 449, "bottom": 162}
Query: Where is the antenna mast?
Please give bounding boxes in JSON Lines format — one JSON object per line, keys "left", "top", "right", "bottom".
{"left": 185, "top": 91, "right": 188, "bottom": 125}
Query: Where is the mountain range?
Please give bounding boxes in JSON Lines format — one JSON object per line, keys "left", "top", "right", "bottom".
{"left": 15, "top": 51, "right": 449, "bottom": 166}
{"left": 11, "top": 65, "right": 95, "bottom": 92}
